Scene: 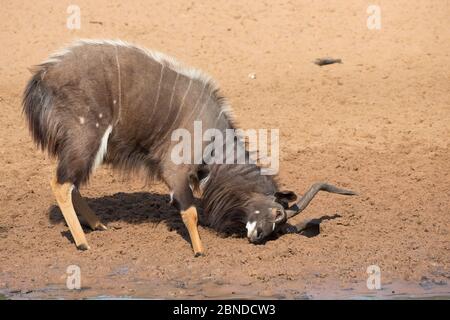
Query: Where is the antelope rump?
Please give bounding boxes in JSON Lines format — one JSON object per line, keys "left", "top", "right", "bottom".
{"left": 23, "top": 39, "right": 356, "bottom": 256}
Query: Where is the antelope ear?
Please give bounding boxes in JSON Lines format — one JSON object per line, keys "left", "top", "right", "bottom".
{"left": 275, "top": 190, "right": 298, "bottom": 202}
{"left": 274, "top": 190, "right": 298, "bottom": 209}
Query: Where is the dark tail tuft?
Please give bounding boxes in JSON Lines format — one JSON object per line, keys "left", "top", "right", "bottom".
{"left": 22, "top": 64, "right": 59, "bottom": 156}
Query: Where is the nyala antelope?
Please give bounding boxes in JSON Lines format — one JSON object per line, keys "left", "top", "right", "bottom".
{"left": 23, "top": 39, "right": 355, "bottom": 256}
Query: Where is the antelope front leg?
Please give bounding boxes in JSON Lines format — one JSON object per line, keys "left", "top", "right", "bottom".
{"left": 72, "top": 189, "right": 107, "bottom": 231}
{"left": 50, "top": 176, "right": 90, "bottom": 250}
{"left": 163, "top": 169, "right": 205, "bottom": 256}
{"left": 180, "top": 206, "right": 204, "bottom": 257}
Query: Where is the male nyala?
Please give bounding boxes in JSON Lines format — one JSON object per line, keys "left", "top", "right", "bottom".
{"left": 23, "top": 40, "right": 355, "bottom": 256}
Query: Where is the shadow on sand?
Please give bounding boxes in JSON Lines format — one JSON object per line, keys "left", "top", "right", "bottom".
{"left": 292, "top": 214, "right": 342, "bottom": 238}
{"left": 49, "top": 192, "right": 343, "bottom": 245}
{"left": 48, "top": 192, "right": 196, "bottom": 245}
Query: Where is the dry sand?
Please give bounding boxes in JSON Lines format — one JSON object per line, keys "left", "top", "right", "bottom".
{"left": 0, "top": 0, "right": 449, "bottom": 299}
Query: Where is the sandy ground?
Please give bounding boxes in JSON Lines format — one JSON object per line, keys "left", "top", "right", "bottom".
{"left": 0, "top": 0, "right": 449, "bottom": 299}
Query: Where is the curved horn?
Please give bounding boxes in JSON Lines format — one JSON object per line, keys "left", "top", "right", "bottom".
{"left": 285, "top": 183, "right": 357, "bottom": 220}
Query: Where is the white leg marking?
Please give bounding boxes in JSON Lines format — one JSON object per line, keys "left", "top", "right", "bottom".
{"left": 93, "top": 125, "right": 113, "bottom": 171}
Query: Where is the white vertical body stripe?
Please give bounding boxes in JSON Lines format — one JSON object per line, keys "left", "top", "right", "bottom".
{"left": 154, "top": 64, "right": 165, "bottom": 109}
{"left": 158, "top": 78, "right": 193, "bottom": 143}
{"left": 180, "top": 79, "right": 193, "bottom": 109}
{"left": 197, "top": 90, "right": 213, "bottom": 120}
{"left": 114, "top": 45, "right": 122, "bottom": 124}
{"left": 186, "top": 82, "right": 207, "bottom": 122}
{"left": 168, "top": 73, "right": 179, "bottom": 110}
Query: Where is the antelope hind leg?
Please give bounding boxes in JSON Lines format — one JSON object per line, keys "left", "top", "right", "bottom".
{"left": 72, "top": 189, "right": 107, "bottom": 231}
{"left": 50, "top": 176, "right": 90, "bottom": 250}
{"left": 181, "top": 206, "right": 204, "bottom": 257}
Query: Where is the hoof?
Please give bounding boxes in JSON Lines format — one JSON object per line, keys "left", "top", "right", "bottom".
{"left": 77, "top": 243, "right": 90, "bottom": 251}
{"left": 96, "top": 223, "right": 107, "bottom": 231}
{"left": 194, "top": 252, "right": 205, "bottom": 258}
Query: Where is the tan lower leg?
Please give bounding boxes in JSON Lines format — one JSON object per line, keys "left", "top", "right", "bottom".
{"left": 72, "top": 189, "right": 107, "bottom": 231}
{"left": 50, "top": 176, "right": 90, "bottom": 250}
{"left": 181, "top": 206, "right": 204, "bottom": 256}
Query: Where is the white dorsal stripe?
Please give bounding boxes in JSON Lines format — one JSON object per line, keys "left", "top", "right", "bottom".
{"left": 45, "top": 39, "right": 216, "bottom": 89}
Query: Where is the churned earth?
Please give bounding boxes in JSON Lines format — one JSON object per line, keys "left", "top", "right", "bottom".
{"left": 0, "top": 0, "right": 449, "bottom": 299}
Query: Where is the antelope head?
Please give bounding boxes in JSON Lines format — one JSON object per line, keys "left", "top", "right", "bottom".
{"left": 245, "top": 183, "right": 357, "bottom": 244}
